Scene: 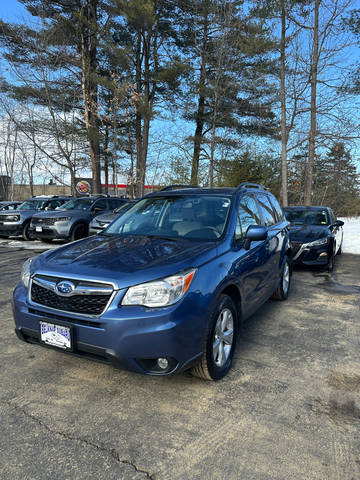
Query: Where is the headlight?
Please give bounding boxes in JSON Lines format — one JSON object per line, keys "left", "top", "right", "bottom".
{"left": 5, "top": 215, "right": 20, "bottom": 222}
{"left": 55, "top": 217, "right": 71, "bottom": 222}
{"left": 122, "top": 269, "right": 196, "bottom": 307}
{"left": 21, "top": 258, "right": 33, "bottom": 288}
{"left": 307, "top": 237, "right": 329, "bottom": 247}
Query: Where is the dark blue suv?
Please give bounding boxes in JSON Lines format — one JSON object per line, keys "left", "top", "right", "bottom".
{"left": 12, "top": 184, "right": 292, "bottom": 380}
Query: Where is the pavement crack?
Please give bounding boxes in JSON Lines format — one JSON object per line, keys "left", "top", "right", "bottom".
{"left": 3, "top": 400, "right": 154, "bottom": 479}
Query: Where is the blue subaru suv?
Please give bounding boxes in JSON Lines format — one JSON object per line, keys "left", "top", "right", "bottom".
{"left": 12, "top": 184, "right": 292, "bottom": 380}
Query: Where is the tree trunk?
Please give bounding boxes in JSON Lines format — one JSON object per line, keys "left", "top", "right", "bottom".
{"left": 305, "top": 0, "right": 320, "bottom": 206}
{"left": 104, "top": 123, "right": 109, "bottom": 194}
{"left": 135, "top": 30, "right": 143, "bottom": 198}
{"left": 70, "top": 168, "right": 77, "bottom": 196}
{"left": 79, "top": 0, "right": 101, "bottom": 194}
{"left": 280, "top": 0, "right": 288, "bottom": 206}
{"left": 209, "top": 96, "right": 218, "bottom": 187}
{"left": 191, "top": 12, "right": 208, "bottom": 186}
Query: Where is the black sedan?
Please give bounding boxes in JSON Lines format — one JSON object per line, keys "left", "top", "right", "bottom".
{"left": 284, "top": 206, "right": 344, "bottom": 271}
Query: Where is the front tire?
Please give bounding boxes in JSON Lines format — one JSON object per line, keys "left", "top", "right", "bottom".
{"left": 191, "top": 295, "right": 238, "bottom": 381}
{"left": 327, "top": 249, "right": 335, "bottom": 272}
{"left": 22, "top": 222, "right": 33, "bottom": 241}
{"left": 272, "top": 256, "right": 291, "bottom": 301}
{"left": 70, "top": 223, "right": 87, "bottom": 242}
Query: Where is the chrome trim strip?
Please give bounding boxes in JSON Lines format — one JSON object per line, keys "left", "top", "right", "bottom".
{"left": 32, "top": 276, "right": 113, "bottom": 296}
{"left": 32, "top": 277, "right": 56, "bottom": 292}
{"left": 292, "top": 243, "right": 309, "bottom": 261}
{"left": 30, "top": 271, "right": 118, "bottom": 290}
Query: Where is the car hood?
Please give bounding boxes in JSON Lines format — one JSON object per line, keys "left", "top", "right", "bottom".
{"left": 33, "top": 234, "right": 217, "bottom": 289}
{"left": 32, "top": 209, "right": 93, "bottom": 220}
{"left": 289, "top": 224, "right": 330, "bottom": 243}
{"left": 90, "top": 212, "right": 118, "bottom": 223}
{"left": 0, "top": 209, "right": 36, "bottom": 219}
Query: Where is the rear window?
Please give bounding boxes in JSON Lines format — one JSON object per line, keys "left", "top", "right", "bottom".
{"left": 284, "top": 208, "right": 330, "bottom": 226}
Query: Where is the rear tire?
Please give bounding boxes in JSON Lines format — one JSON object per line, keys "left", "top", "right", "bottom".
{"left": 272, "top": 256, "right": 291, "bottom": 301}
{"left": 191, "top": 295, "right": 238, "bottom": 381}
{"left": 70, "top": 223, "right": 87, "bottom": 242}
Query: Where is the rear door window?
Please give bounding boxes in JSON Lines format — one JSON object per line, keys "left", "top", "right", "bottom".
{"left": 109, "top": 198, "right": 126, "bottom": 210}
{"left": 268, "top": 196, "right": 283, "bottom": 222}
{"left": 93, "top": 199, "right": 108, "bottom": 211}
{"left": 256, "top": 194, "right": 277, "bottom": 227}
{"left": 235, "top": 195, "right": 261, "bottom": 240}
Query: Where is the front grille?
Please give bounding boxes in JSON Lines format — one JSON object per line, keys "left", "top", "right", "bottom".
{"left": 291, "top": 242, "right": 303, "bottom": 256}
{"left": 31, "top": 282, "right": 112, "bottom": 316}
{"left": 31, "top": 217, "right": 57, "bottom": 226}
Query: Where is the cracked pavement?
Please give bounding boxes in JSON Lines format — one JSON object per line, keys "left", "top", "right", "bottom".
{"left": 0, "top": 244, "right": 360, "bottom": 479}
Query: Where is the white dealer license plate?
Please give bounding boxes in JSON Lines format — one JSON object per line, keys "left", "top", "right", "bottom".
{"left": 36, "top": 226, "right": 42, "bottom": 232}
{"left": 40, "top": 321, "right": 72, "bottom": 350}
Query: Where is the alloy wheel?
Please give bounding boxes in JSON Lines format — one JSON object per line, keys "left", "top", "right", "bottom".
{"left": 213, "top": 308, "right": 234, "bottom": 367}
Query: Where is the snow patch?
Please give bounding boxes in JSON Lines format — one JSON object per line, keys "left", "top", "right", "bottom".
{"left": 0, "top": 238, "right": 55, "bottom": 250}
{"left": 339, "top": 217, "right": 360, "bottom": 255}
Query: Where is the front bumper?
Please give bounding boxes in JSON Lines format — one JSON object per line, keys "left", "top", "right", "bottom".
{"left": 291, "top": 242, "right": 331, "bottom": 265}
{"left": 29, "top": 223, "right": 71, "bottom": 240}
{"left": 12, "top": 282, "right": 205, "bottom": 376}
{"left": 0, "top": 221, "right": 23, "bottom": 236}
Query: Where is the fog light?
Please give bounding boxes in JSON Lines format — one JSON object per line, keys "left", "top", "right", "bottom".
{"left": 157, "top": 357, "right": 169, "bottom": 370}
{"left": 319, "top": 252, "right": 327, "bottom": 257}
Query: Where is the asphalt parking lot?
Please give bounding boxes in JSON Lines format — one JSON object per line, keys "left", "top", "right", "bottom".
{"left": 0, "top": 242, "right": 360, "bottom": 480}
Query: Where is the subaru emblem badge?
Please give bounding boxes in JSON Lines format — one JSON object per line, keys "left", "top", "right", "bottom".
{"left": 56, "top": 281, "right": 75, "bottom": 296}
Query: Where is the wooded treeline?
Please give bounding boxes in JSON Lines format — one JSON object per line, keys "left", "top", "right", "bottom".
{"left": 0, "top": 0, "right": 359, "bottom": 215}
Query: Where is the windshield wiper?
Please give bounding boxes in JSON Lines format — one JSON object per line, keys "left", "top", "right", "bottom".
{"left": 145, "top": 234, "right": 178, "bottom": 241}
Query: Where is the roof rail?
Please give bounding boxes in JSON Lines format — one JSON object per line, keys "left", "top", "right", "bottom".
{"left": 236, "top": 182, "right": 268, "bottom": 191}
{"left": 160, "top": 184, "right": 196, "bottom": 192}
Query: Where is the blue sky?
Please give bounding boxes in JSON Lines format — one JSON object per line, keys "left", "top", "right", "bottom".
{"left": 0, "top": 1, "right": 28, "bottom": 22}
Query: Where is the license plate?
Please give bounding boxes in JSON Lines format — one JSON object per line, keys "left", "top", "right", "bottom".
{"left": 40, "top": 321, "right": 72, "bottom": 350}
{"left": 36, "top": 226, "right": 42, "bottom": 232}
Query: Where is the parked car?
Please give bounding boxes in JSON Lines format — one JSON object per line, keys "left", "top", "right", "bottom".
{"left": 30, "top": 195, "right": 128, "bottom": 243}
{"left": 0, "top": 201, "right": 22, "bottom": 211}
{"left": 13, "top": 183, "right": 292, "bottom": 380}
{"left": 0, "top": 196, "right": 71, "bottom": 240}
{"left": 284, "top": 206, "right": 344, "bottom": 271}
{"left": 88, "top": 200, "right": 133, "bottom": 235}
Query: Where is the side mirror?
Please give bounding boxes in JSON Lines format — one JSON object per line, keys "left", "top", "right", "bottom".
{"left": 334, "top": 220, "right": 344, "bottom": 227}
{"left": 244, "top": 225, "right": 268, "bottom": 250}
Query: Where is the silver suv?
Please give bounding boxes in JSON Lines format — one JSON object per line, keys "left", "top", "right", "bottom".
{"left": 30, "top": 196, "right": 127, "bottom": 243}
{"left": 0, "top": 196, "right": 71, "bottom": 240}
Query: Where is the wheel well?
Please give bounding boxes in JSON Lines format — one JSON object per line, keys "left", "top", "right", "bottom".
{"left": 221, "top": 285, "right": 242, "bottom": 325}
{"left": 70, "top": 222, "right": 88, "bottom": 237}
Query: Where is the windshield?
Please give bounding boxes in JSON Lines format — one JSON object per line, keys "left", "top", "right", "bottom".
{"left": 106, "top": 195, "right": 232, "bottom": 240}
{"left": 284, "top": 208, "right": 330, "bottom": 226}
{"left": 61, "top": 198, "right": 94, "bottom": 211}
{"left": 18, "top": 200, "right": 48, "bottom": 210}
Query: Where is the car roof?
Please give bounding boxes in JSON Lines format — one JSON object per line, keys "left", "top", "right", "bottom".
{"left": 145, "top": 185, "right": 271, "bottom": 198}
{"left": 28, "top": 196, "right": 71, "bottom": 200}
{"left": 284, "top": 206, "right": 330, "bottom": 211}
